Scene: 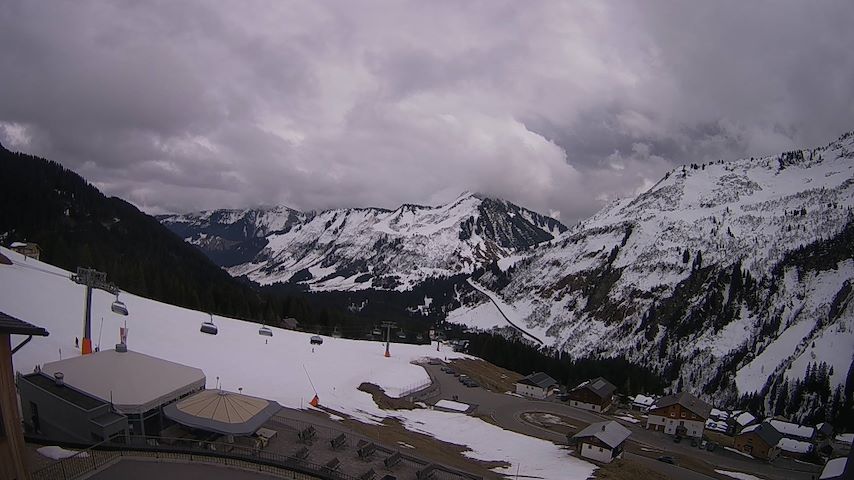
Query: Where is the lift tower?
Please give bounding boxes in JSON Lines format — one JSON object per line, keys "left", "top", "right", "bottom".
{"left": 71, "top": 267, "right": 128, "bottom": 354}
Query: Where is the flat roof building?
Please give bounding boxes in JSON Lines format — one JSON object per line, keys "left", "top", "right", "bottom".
{"left": 20, "top": 348, "right": 205, "bottom": 439}
{"left": 164, "top": 389, "right": 281, "bottom": 438}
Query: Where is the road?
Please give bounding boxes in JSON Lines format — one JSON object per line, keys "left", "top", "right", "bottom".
{"left": 421, "top": 362, "right": 822, "bottom": 480}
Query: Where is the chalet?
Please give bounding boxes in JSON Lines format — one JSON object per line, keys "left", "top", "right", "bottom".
{"left": 567, "top": 377, "right": 617, "bottom": 412}
{"left": 734, "top": 422, "right": 783, "bottom": 461}
{"left": 9, "top": 242, "right": 41, "bottom": 261}
{"left": 731, "top": 410, "right": 758, "bottom": 433}
{"left": 645, "top": 391, "right": 711, "bottom": 438}
{"left": 570, "top": 421, "right": 631, "bottom": 464}
{"left": 515, "top": 372, "right": 558, "bottom": 399}
{"left": 1, "top": 311, "right": 49, "bottom": 480}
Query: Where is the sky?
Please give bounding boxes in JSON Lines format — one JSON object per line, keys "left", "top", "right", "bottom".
{"left": 1, "top": 1, "right": 853, "bottom": 224}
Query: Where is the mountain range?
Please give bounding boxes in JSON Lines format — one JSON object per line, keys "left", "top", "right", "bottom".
{"left": 159, "top": 192, "right": 565, "bottom": 290}
{"left": 163, "top": 131, "right": 854, "bottom": 423}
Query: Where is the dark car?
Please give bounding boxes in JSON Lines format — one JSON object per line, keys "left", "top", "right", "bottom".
{"left": 673, "top": 435, "right": 682, "bottom": 443}
{"left": 656, "top": 456, "right": 675, "bottom": 465}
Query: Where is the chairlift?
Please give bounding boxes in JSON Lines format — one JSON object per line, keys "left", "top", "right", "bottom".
{"left": 258, "top": 326, "right": 273, "bottom": 337}
{"left": 111, "top": 294, "right": 129, "bottom": 316}
{"left": 371, "top": 328, "right": 382, "bottom": 336}
{"left": 200, "top": 314, "right": 218, "bottom": 335}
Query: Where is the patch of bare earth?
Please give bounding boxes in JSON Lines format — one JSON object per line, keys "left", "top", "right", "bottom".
{"left": 593, "top": 458, "right": 668, "bottom": 480}
{"left": 357, "top": 382, "right": 417, "bottom": 410}
{"left": 520, "top": 411, "right": 584, "bottom": 437}
{"left": 336, "top": 414, "right": 507, "bottom": 479}
{"left": 447, "top": 358, "right": 523, "bottom": 393}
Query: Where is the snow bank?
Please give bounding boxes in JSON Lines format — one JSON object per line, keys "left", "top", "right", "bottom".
{"left": 394, "top": 409, "right": 596, "bottom": 479}
{"left": 715, "top": 470, "right": 763, "bottom": 480}
{"left": 835, "top": 433, "right": 853, "bottom": 445}
{"left": 435, "top": 399, "right": 470, "bottom": 412}
{"left": 37, "top": 446, "right": 88, "bottom": 460}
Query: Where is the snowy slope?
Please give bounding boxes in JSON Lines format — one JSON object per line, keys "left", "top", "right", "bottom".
{"left": 452, "top": 131, "right": 854, "bottom": 411}
{"left": 160, "top": 192, "right": 565, "bottom": 291}
{"left": 0, "top": 247, "right": 596, "bottom": 479}
{"left": 0, "top": 247, "right": 465, "bottom": 424}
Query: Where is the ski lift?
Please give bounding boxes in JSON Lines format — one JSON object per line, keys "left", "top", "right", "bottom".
{"left": 258, "top": 325, "right": 273, "bottom": 337}
{"left": 200, "top": 314, "right": 218, "bottom": 335}
{"left": 111, "top": 294, "right": 129, "bottom": 316}
{"left": 371, "top": 327, "right": 382, "bottom": 336}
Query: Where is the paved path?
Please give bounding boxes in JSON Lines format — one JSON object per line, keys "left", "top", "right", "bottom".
{"left": 422, "top": 362, "right": 822, "bottom": 480}
{"left": 467, "top": 279, "right": 544, "bottom": 345}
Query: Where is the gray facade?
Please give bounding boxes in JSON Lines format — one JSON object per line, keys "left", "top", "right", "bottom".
{"left": 18, "top": 372, "right": 128, "bottom": 443}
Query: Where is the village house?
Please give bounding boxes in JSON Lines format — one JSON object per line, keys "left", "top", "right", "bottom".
{"left": 645, "top": 391, "right": 711, "bottom": 438}
{"left": 9, "top": 242, "right": 41, "bottom": 261}
{"left": 570, "top": 421, "right": 631, "bottom": 464}
{"left": 819, "top": 455, "right": 850, "bottom": 480}
{"left": 629, "top": 393, "right": 655, "bottom": 412}
{"left": 730, "top": 410, "right": 758, "bottom": 433}
{"left": 734, "top": 422, "right": 783, "bottom": 461}
{"left": 567, "top": 377, "right": 617, "bottom": 412}
{"left": 515, "top": 372, "right": 558, "bottom": 399}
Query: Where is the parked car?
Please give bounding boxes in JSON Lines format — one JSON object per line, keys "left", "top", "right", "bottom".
{"left": 673, "top": 435, "right": 682, "bottom": 443}
{"left": 310, "top": 335, "right": 323, "bottom": 345}
{"left": 465, "top": 380, "right": 479, "bottom": 388}
{"left": 690, "top": 438, "right": 698, "bottom": 447}
{"left": 656, "top": 456, "right": 675, "bottom": 465}
{"left": 706, "top": 442, "right": 717, "bottom": 452}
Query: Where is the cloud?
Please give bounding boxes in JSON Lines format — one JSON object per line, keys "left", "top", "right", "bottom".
{"left": 1, "top": 1, "right": 852, "bottom": 223}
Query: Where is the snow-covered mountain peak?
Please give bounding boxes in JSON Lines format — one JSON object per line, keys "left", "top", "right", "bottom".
{"left": 161, "top": 193, "right": 567, "bottom": 290}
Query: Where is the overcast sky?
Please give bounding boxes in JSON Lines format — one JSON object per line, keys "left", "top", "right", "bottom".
{"left": 1, "top": 1, "right": 853, "bottom": 223}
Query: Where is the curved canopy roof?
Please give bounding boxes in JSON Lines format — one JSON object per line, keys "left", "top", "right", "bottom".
{"left": 164, "top": 389, "right": 281, "bottom": 436}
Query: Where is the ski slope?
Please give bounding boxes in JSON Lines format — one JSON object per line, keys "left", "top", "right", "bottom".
{"left": 0, "top": 247, "right": 595, "bottom": 478}
{"left": 0, "top": 246, "right": 465, "bottom": 424}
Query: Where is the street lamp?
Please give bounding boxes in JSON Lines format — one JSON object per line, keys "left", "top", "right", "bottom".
{"left": 71, "top": 267, "right": 128, "bottom": 354}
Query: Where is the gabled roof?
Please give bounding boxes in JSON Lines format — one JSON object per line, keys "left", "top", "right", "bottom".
{"left": 649, "top": 391, "right": 712, "bottom": 419}
{"left": 768, "top": 419, "right": 815, "bottom": 440}
{"left": 571, "top": 377, "right": 617, "bottom": 399}
{"left": 0, "top": 311, "right": 49, "bottom": 336}
{"left": 518, "top": 372, "right": 558, "bottom": 389}
{"left": 739, "top": 421, "right": 783, "bottom": 448}
{"left": 573, "top": 421, "right": 631, "bottom": 449}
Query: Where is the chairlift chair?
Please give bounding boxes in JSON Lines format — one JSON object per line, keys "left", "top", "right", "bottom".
{"left": 259, "top": 326, "right": 273, "bottom": 337}
{"left": 200, "top": 314, "right": 218, "bottom": 335}
{"left": 111, "top": 294, "right": 129, "bottom": 316}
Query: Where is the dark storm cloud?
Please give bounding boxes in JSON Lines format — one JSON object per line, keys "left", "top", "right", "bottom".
{"left": 1, "top": 1, "right": 852, "bottom": 222}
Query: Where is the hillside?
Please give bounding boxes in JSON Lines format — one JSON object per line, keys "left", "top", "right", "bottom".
{"left": 0, "top": 246, "right": 594, "bottom": 480}
{"left": 0, "top": 145, "right": 319, "bottom": 326}
{"left": 454, "top": 131, "right": 854, "bottom": 425}
{"left": 160, "top": 192, "right": 566, "bottom": 290}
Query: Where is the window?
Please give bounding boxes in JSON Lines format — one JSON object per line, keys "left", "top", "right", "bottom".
{"left": 587, "top": 444, "right": 592, "bottom": 449}
{"left": 670, "top": 411, "right": 675, "bottom": 417}
{"left": 681, "top": 412, "right": 686, "bottom": 418}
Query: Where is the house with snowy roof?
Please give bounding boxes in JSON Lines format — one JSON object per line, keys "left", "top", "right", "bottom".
{"left": 629, "top": 394, "right": 655, "bottom": 412}
{"left": 515, "top": 372, "right": 558, "bottom": 399}
{"left": 567, "top": 377, "right": 617, "bottom": 412}
{"left": 9, "top": 242, "right": 40, "bottom": 261}
{"left": 645, "top": 391, "right": 711, "bottom": 438}
{"left": 819, "top": 455, "right": 849, "bottom": 480}
{"left": 734, "top": 422, "right": 783, "bottom": 461}
{"left": 570, "top": 421, "right": 631, "bottom": 464}
{"left": 730, "top": 410, "right": 758, "bottom": 432}
{"left": 767, "top": 419, "right": 815, "bottom": 442}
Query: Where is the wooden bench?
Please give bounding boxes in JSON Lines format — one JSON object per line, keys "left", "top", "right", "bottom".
{"left": 297, "top": 425, "right": 316, "bottom": 443}
{"left": 290, "top": 446, "right": 310, "bottom": 461}
{"left": 330, "top": 433, "right": 347, "bottom": 450}
{"left": 383, "top": 451, "right": 401, "bottom": 468}
{"left": 416, "top": 464, "right": 436, "bottom": 480}
{"left": 358, "top": 468, "right": 377, "bottom": 480}
{"left": 357, "top": 442, "right": 377, "bottom": 460}
{"left": 323, "top": 457, "right": 341, "bottom": 474}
